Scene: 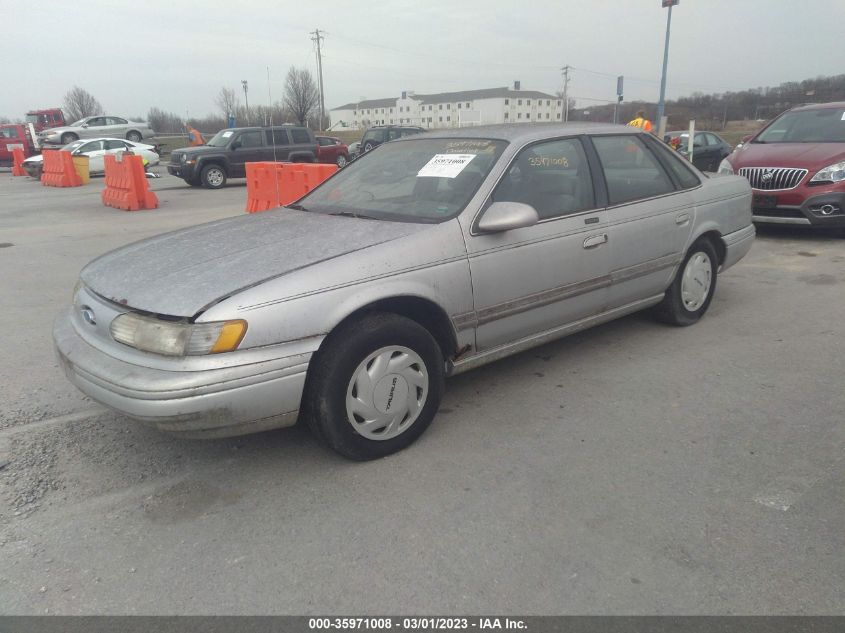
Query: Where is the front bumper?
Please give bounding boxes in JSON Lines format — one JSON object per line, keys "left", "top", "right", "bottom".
{"left": 752, "top": 190, "right": 845, "bottom": 227}
{"left": 53, "top": 307, "right": 313, "bottom": 438}
{"left": 167, "top": 162, "right": 196, "bottom": 179}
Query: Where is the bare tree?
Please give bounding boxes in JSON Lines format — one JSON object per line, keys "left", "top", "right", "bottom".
{"left": 283, "top": 67, "right": 320, "bottom": 127}
{"left": 147, "top": 107, "right": 185, "bottom": 134}
{"left": 63, "top": 86, "right": 104, "bottom": 122}
{"left": 214, "top": 87, "right": 239, "bottom": 119}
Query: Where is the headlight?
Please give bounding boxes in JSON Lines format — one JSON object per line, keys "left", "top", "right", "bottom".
{"left": 718, "top": 159, "right": 734, "bottom": 175}
{"left": 110, "top": 313, "right": 247, "bottom": 356}
{"left": 810, "top": 160, "right": 845, "bottom": 184}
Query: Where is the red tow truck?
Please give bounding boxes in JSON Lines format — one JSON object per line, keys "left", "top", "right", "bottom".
{"left": 0, "top": 108, "right": 65, "bottom": 168}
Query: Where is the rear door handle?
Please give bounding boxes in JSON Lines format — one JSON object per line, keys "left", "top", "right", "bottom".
{"left": 583, "top": 233, "right": 608, "bottom": 249}
{"left": 676, "top": 213, "right": 691, "bottom": 225}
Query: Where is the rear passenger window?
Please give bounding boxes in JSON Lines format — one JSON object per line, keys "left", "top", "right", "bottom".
{"left": 238, "top": 131, "right": 264, "bottom": 148}
{"left": 290, "top": 129, "right": 311, "bottom": 144}
{"left": 266, "top": 129, "right": 289, "bottom": 145}
{"left": 592, "top": 135, "right": 675, "bottom": 205}
{"left": 492, "top": 138, "right": 595, "bottom": 220}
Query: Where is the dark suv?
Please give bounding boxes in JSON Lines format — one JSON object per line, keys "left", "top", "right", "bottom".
{"left": 168, "top": 126, "right": 318, "bottom": 188}
{"left": 720, "top": 102, "right": 845, "bottom": 227}
{"left": 359, "top": 125, "right": 425, "bottom": 154}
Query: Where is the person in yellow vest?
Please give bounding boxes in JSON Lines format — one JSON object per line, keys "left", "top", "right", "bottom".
{"left": 627, "top": 109, "right": 653, "bottom": 133}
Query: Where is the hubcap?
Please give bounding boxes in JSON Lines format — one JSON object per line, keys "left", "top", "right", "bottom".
{"left": 206, "top": 169, "right": 224, "bottom": 186}
{"left": 337, "top": 155, "right": 347, "bottom": 168}
{"left": 681, "top": 251, "right": 713, "bottom": 311}
{"left": 345, "top": 346, "right": 428, "bottom": 441}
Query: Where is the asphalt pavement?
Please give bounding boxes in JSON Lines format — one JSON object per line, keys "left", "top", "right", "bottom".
{"left": 0, "top": 171, "right": 842, "bottom": 614}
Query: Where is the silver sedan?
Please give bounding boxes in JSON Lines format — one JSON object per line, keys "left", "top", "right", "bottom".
{"left": 54, "top": 124, "right": 754, "bottom": 460}
{"left": 38, "top": 115, "right": 155, "bottom": 146}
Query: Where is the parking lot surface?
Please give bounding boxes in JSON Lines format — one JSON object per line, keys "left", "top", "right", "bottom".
{"left": 0, "top": 172, "right": 843, "bottom": 614}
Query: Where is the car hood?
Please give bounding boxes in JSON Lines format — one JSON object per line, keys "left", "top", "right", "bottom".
{"left": 23, "top": 154, "right": 44, "bottom": 164}
{"left": 730, "top": 142, "right": 845, "bottom": 170}
{"left": 80, "top": 209, "right": 431, "bottom": 317}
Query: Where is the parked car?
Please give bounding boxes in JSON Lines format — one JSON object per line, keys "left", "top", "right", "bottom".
{"left": 360, "top": 125, "right": 425, "bottom": 153}
{"left": 54, "top": 124, "right": 754, "bottom": 460}
{"left": 720, "top": 101, "right": 845, "bottom": 227}
{"left": 168, "top": 126, "right": 318, "bottom": 188}
{"left": 316, "top": 135, "right": 350, "bottom": 168}
{"left": 348, "top": 141, "right": 361, "bottom": 159}
{"left": 38, "top": 116, "right": 155, "bottom": 146}
{"left": 22, "top": 138, "right": 160, "bottom": 179}
{"left": 664, "top": 130, "right": 732, "bottom": 172}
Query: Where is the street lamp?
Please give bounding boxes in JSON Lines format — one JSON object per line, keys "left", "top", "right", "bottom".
{"left": 241, "top": 80, "right": 250, "bottom": 126}
{"left": 656, "top": 0, "right": 678, "bottom": 136}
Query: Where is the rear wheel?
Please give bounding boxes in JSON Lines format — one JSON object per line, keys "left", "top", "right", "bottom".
{"left": 200, "top": 164, "right": 227, "bottom": 189}
{"left": 363, "top": 141, "right": 376, "bottom": 152}
{"left": 336, "top": 154, "right": 348, "bottom": 168}
{"left": 653, "top": 239, "right": 718, "bottom": 326}
{"left": 126, "top": 131, "right": 142, "bottom": 142}
{"left": 61, "top": 133, "right": 78, "bottom": 144}
{"left": 304, "top": 312, "right": 445, "bottom": 460}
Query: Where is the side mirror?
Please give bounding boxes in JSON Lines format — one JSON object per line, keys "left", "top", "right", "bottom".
{"left": 230, "top": 141, "right": 242, "bottom": 150}
{"left": 477, "top": 201, "right": 540, "bottom": 233}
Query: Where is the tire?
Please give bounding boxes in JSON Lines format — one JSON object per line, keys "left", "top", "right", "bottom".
{"left": 653, "top": 239, "right": 718, "bottom": 326}
{"left": 61, "top": 133, "right": 78, "bottom": 144}
{"left": 363, "top": 141, "right": 376, "bottom": 152}
{"left": 200, "top": 164, "right": 227, "bottom": 189}
{"left": 126, "top": 131, "right": 142, "bottom": 142}
{"left": 336, "top": 154, "right": 348, "bottom": 168}
{"left": 304, "top": 312, "right": 445, "bottom": 460}
{"left": 184, "top": 178, "right": 202, "bottom": 187}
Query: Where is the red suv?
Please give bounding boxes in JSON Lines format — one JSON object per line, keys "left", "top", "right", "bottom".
{"left": 315, "top": 135, "right": 350, "bottom": 168}
{"left": 720, "top": 102, "right": 845, "bottom": 227}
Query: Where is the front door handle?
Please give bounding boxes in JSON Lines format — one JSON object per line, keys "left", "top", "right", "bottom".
{"left": 675, "top": 213, "right": 691, "bottom": 225}
{"left": 583, "top": 233, "right": 608, "bottom": 249}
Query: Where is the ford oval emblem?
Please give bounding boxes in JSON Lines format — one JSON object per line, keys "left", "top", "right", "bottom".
{"left": 80, "top": 307, "right": 96, "bottom": 326}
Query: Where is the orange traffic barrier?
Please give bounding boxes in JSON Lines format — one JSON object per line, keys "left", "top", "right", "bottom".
{"left": 11, "top": 148, "right": 26, "bottom": 177}
{"left": 246, "top": 162, "right": 337, "bottom": 213}
{"left": 101, "top": 153, "right": 159, "bottom": 211}
{"left": 41, "top": 150, "right": 83, "bottom": 187}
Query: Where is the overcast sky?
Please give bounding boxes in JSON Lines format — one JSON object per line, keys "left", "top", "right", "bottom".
{"left": 3, "top": 0, "right": 843, "bottom": 121}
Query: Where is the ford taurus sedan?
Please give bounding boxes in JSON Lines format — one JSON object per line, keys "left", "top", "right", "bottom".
{"left": 54, "top": 124, "right": 754, "bottom": 460}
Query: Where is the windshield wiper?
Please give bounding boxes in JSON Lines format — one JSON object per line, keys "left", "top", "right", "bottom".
{"left": 330, "top": 211, "right": 376, "bottom": 220}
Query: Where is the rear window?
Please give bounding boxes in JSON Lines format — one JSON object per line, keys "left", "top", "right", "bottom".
{"left": 266, "top": 129, "right": 289, "bottom": 145}
{"left": 290, "top": 128, "right": 312, "bottom": 144}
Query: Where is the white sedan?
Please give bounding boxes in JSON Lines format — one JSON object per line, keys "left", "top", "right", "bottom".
{"left": 22, "top": 138, "right": 160, "bottom": 179}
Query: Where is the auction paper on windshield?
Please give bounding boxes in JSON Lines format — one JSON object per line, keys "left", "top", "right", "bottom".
{"left": 417, "top": 154, "right": 476, "bottom": 178}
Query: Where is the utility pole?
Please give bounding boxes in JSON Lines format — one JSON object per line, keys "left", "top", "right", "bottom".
{"left": 657, "top": 0, "right": 679, "bottom": 135}
{"left": 311, "top": 29, "right": 326, "bottom": 130}
{"left": 241, "top": 80, "right": 250, "bottom": 126}
{"left": 561, "top": 65, "right": 571, "bottom": 122}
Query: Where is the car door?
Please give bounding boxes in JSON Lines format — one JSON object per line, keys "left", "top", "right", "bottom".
{"left": 77, "top": 140, "right": 106, "bottom": 172}
{"left": 229, "top": 130, "right": 265, "bottom": 176}
{"left": 81, "top": 117, "right": 108, "bottom": 139}
{"left": 590, "top": 134, "right": 696, "bottom": 309}
{"left": 264, "top": 129, "right": 290, "bottom": 161}
{"left": 106, "top": 117, "right": 129, "bottom": 138}
{"left": 288, "top": 127, "right": 315, "bottom": 161}
{"left": 462, "top": 137, "right": 611, "bottom": 351}
{"left": 102, "top": 139, "right": 130, "bottom": 170}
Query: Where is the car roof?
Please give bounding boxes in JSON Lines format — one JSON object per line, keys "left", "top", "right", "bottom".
{"left": 396, "top": 122, "right": 643, "bottom": 143}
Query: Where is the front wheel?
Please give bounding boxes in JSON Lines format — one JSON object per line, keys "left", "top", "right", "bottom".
{"left": 126, "top": 131, "right": 142, "bottom": 142}
{"left": 653, "top": 239, "right": 718, "bottom": 326}
{"left": 200, "top": 164, "right": 227, "bottom": 189}
{"left": 336, "top": 154, "right": 348, "bottom": 168}
{"left": 61, "top": 133, "right": 78, "bottom": 144}
{"left": 362, "top": 141, "right": 375, "bottom": 153}
{"left": 304, "top": 312, "right": 445, "bottom": 460}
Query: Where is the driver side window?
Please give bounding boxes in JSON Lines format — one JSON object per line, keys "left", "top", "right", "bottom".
{"left": 78, "top": 141, "right": 103, "bottom": 153}
{"left": 492, "top": 138, "right": 595, "bottom": 220}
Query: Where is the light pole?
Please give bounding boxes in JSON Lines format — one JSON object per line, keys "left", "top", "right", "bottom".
{"left": 656, "top": 0, "right": 678, "bottom": 134}
{"left": 241, "top": 80, "right": 250, "bottom": 126}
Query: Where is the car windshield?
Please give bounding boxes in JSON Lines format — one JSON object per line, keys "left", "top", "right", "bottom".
{"left": 206, "top": 130, "right": 234, "bottom": 147}
{"left": 298, "top": 137, "right": 507, "bottom": 223}
{"left": 62, "top": 140, "right": 86, "bottom": 152}
{"left": 755, "top": 108, "right": 845, "bottom": 143}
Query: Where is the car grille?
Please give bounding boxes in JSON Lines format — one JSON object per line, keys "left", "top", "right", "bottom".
{"left": 738, "top": 167, "right": 807, "bottom": 190}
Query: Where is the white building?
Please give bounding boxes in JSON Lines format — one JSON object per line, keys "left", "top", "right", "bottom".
{"left": 330, "top": 85, "right": 563, "bottom": 131}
